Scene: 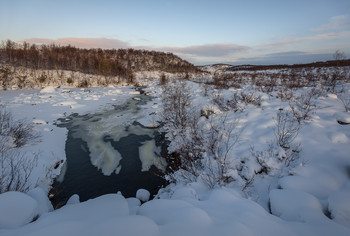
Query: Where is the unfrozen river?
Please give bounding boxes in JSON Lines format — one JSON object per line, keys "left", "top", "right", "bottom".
{"left": 51, "top": 90, "right": 167, "bottom": 208}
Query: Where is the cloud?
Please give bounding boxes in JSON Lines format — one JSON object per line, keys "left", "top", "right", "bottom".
{"left": 158, "top": 44, "right": 250, "bottom": 58}
{"left": 313, "top": 15, "right": 350, "bottom": 32}
{"left": 22, "top": 37, "right": 130, "bottom": 49}
{"left": 258, "top": 31, "right": 350, "bottom": 51}
{"left": 236, "top": 51, "right": 333, "bottom": 65}
{"left": 21, "top": 38, "right": 249, "bottom": 59}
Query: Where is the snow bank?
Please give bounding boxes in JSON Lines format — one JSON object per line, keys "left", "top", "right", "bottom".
{"left": 27, "top": 187, "right": 53, "bottom": 216}
{"left": 328, "top": 186, "right": 350, "bottom": 227}
{"left": 269, "top": 189, "right": 324, "bottom": 222}
{"left": 0, "top": 191, "right": 38, "bottom": 229}
{"left": 138, "top": 199, "right": 212, "bottom": 226}
{"left": 171, "top": 186, "right": 198, "bottom": 200}
{"left": 91, "top": 215, "right": 159, "bottom": 236}
{"left": 335, "top": 112, "right": 350, "bottom": 124}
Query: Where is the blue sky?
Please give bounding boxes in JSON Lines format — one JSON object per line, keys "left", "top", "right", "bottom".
{"left": 1, "top": 0, "right": 350, "bottom": 65}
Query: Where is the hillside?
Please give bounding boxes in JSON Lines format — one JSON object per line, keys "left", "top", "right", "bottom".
{"left": 0, "top": 40, "right": 199, "bottom": 85}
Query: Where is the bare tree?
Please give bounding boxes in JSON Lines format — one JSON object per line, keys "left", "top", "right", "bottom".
{"left": 333, "top": 50, "right": 346, "bottom": 61}
{"left": 332, "top": 50, "right": 347, "bottom": 92}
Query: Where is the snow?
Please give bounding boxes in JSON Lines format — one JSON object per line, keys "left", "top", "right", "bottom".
{"left": 270, "top": 189, "right": 324, "bottom": 222}
{"left": 335, "top": 111, "right": 350, "bottom": 123}
{"left": 126, "top": 197, "right": 141, "bottom": 215}
{"left": 66, "top": 194, "right": 80, "bottom": 205}
{"left": 39, "top": 86, "right": 55, "bottom": 94}
{"left": 0, "top": 191, "right": 38, "bottom": 229}
{"left": 1, "top": 69, "right": 350, "bottom": 235}
{"left": 171, "top": 186, "right": 198, "bottom": 200}
{"left": 27, "top": 188, "right": 53, "bottom": 216}
{"left": 0, "top": 194, "right": 129, "bottom": 236}
{"left": 328, "top": 185, "right": 350, "bottom": 227}
{"left": 2, "top": 189, "right": 350, "bottom": 236}
{"left": 136, "top": 189, "right": 150, "bottom": 202}
{"left": 330, "top": 132, "right": 349, "bottom": 143}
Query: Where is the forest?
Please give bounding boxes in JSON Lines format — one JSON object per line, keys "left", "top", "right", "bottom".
{"left": 0, "top": 40, "right": 199, "bottom": 81}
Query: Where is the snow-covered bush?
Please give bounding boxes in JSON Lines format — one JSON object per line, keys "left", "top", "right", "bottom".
{"left": 0, "top": 106, "right": 40, "bottom": 193}
{"left": 213, "top": 91, "right": 261, "bottom": 113}
{"left": 241, "top": 109, "right": 302, "bottom": 190}
{"left": 274, "top": 109, "right": 300, "bottom": 150}
{"left": 166, "top": 116, "right": 242, "bottom": 188}
{"left": 212, "top": 72, "right": 242, "bottom": 89}
{"left": 289, "top": 88, "right": 318, "bottom": 124}
{"left": 198, "top": 115, "right": 242, "bottom": 188}
{"left": 161, "top": 80, "right": 245, "bottom": 188}
{"left": 161, "top": 79, "right": 192, "bottom": 131}
{"left": 338, "top": 93, "right": 350, "bottom": 112}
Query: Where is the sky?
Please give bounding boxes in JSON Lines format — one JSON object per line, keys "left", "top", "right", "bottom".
{"left": 1, "top": 0, "right": 350, "bottom": 65}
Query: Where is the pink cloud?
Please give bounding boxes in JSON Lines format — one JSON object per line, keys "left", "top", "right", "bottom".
{"left": 22, "top": 37, "right": 130, "bottom": 49}
{"left": 313, "top": 15, "right": 350, "bottom": 32}
{"left": 259, "top": 31, "right": 350, "bottom": 49}
{"left": 158, "top": 44, "right": 250, "bottom": 57}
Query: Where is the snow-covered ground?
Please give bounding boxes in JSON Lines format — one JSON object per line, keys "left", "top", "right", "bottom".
{"left": 1, "top": 71, "right": 350, "bottom": 235}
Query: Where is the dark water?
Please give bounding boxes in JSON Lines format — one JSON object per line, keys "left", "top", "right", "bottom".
{"left": 51, "top": 90, "right": 167, "bottom": 208}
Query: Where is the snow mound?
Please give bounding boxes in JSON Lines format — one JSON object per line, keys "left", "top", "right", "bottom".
{"left": 331, "top": 132, "right": 349, "bottom": 143}
{"left": 137, "top": 199, "right": 212, "bottom": 226}
{"left": 269, "top": 189, "right": 324, "bottom": 222}
{"left": 328, "top": 94, "right": 338, "bottom": 99}
{"left": 27, "top": 187, "right": 53, "bottom": 215}
{"left": 335, "top": 112, "right": 350, "bottom": 124}
{"left": 136, "top": 189, "right": 150, "bottom": 202}
{"left": 328, "top": 188, "right": 350, "bottom": 227}
{"left": 40, "top": 86, "right": 55, "bottom": 94}
{"left": 126, "top": 197, "right": 141, "bottom": 215}
{"left": 52, "top": 194, "right": 129, "bottom": 221}
{"left": 171, "top": 186, "right": 198, "bottom": 200}
{"left": 0, "top": 191, "right": 38, "bottom": 229}
{"left": 91, "top": 215, "right": 159, "bottom": 236}
{"left": 66, "top": 194, "right": 80, "bottom": 205}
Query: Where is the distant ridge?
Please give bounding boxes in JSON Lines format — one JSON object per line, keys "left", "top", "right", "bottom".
{"left": 225, "top": 59, "right": 350, "bottom": 72}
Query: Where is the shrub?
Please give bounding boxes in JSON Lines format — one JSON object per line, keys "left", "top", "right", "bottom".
{"left": 159, "top": 73, "right": 168, "bottom": 85}
{"left": 0, "top": 105, "right": 40, "bottom": 193}
{"left": 78, "top": 78, "right": 89, "bottom": 88}
{"left": 67, "top": 77, "right": 73, "bottom": 84}
{"left": 289, "top": 89, "right": 318, "bottom": 124}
